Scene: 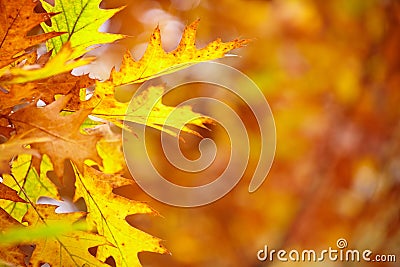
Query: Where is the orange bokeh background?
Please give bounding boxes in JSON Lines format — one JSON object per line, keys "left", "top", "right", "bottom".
{"left": 88, "top": 0, "right": 400, "bottom": 266}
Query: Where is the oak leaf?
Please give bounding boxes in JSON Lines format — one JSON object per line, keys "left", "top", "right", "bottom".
{"left": 125, "top": 86, "right": 212, "bottom": 136}
{"left": 110, "top": 19, "right": 249, "bottom": 85}
{"left": 0, "top": 54, "right": 95, "bottom": 113}
{"left": 0, "top": 71, "right": 94, "bottom": 113}
{"left": 0, "top": 0, "right": 61, "bottom": 68}
{"left": 0, "top": 154, "right": 60, "bottom": 222}
{"left": 74, "top": 165, "right": 168, "bottom": 267}
{"left": 0, "top": 183, "right": 26, "bottom": 203}
{"left": 0, "top": 133, "right": 48, "bottom": 175}
{"left": 40, "top": 0, "right": 125, "bottom": 58}
{"left": 0, "top": 208, "right": 25, "bottom": 267}
{"left": 10, "top": 95, "right": 101, "bottom": 179}
{"left": 69, "top": 20, "right": 244, "bottom": 135}
{"left": 23, "top": 204, "right": 110, "bottom": 267}
{"left": 0, "top": 82, "right": 38, "bottom": 115}
{"left": 36, "top": 72, "right": 94, "bottom": 104}
{"left": 96, "top": 137, "right": 125, "bottom": 174}
{"left": 83, "top": 85, "right": 210, "bottom": 137}
{"left": 0, "top": 43, "right": 93, "bottom": 84}
{"left": 0, "top": 119, "right": 14, "bottom": 138}
{"left": 85, "top": 124, "right": 125, "bottom": 174}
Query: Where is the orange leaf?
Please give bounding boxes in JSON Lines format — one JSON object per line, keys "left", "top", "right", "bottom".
{"left": 0, "top": 183, "right": 26, "bottom": 203}
{"left": 0, "top": 72, "right": 94, "bottom": 111}
{"left": 0, "top": 207, "right": 25, "bottom": 267}
{"left": 0, "top": 82, "right": 38, "bottom": 115}
{"left": 0, "top": 0, "right": 61, "bottom": 68}
{"left": 10, "top": 95, "right": 101, "bottom": 178}
{"left": 0, "top": 133, "right": 48, "bottom": 174}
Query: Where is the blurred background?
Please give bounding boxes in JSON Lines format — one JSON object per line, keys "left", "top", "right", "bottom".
{"left": 87, "top": 0, "right": 400, "bottom": 266}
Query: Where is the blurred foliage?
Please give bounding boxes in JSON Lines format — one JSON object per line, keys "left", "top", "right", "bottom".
{"left": 84, "top": 0, "right": 400, "bottom": 266}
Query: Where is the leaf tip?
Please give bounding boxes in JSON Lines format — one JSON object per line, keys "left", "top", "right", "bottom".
{"left": 189, "top": 18, "right": 201, "bottom": 29}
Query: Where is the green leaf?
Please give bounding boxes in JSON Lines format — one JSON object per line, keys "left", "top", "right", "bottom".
{"left": 0, "top": 221, "right": 87, "bottom": 246}
{"left": 40, "top": 0, "right": 125, "bottom": 58}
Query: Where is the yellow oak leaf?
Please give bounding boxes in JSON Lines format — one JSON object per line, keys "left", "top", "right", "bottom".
{"left": 73, "top": 165, "right": 168, "bottom": 267}
{"left": 0, "top": 0, "right": 61, "bottom": 68}
{"left": 67, "top": 20, "right": 243, "bottom": 135}
{"left": 0, "top": 154, "right": 60, "bottom": 222}
{"left": 0, "top": 208, "right": 25, "bottom": 267}
{"left": 109, "top": 19, "right": 249, "bottom": 85}
{"left": 40, "top": 0, "right": 125, "bottom": 59}
{"left": 81, "top": 84, "right": 211, "bottom": 137}
{"left": 10, "top": 95, "right": 101, "bottom": 179}
{"left": 124, "top": 85, "right": 212, "bottom": 136}
{"left": 23, "top": 204, "right": 110, "bottom": 267}
{"left": 96, "top": 138, "right": 125, "bottom": 174}
{"left": 0, "top": 43, "right": 93, "bottom": 84}
{"left": 85, "top": 124, "right": 126, "bottom": 174}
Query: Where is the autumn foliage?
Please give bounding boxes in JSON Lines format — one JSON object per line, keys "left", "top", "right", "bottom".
{"left": 0, "top": 0, "right": 247, "bottom": 266}
{"left": 1, "top": 0, "right": 400, "bottom": 267}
